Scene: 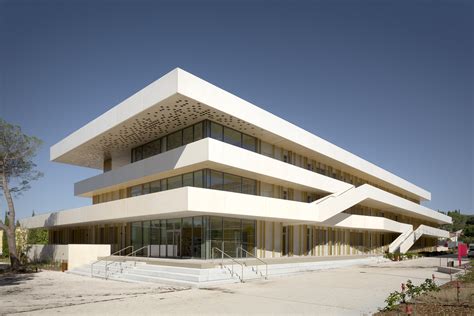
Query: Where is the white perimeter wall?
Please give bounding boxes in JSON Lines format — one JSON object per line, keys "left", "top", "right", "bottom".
{"left": 27, "top": 244, "right": 111, "bottom": 270}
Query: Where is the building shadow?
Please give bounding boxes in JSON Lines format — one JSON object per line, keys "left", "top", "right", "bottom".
{"left": 0, "top": 272, "right": 36, "bottom": 286}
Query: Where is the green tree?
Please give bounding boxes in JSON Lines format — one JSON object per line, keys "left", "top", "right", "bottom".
{"left": 27, "top": 228, "right": 48, "bottom": 245}
{"left": 0, "top": 119, "right": 42, "bottom": 270}
{"left": 2, "top": 214, "right": 8, "bottom": 257}
{"left": 442, "top": 210, "right": 467, "bottom": 232}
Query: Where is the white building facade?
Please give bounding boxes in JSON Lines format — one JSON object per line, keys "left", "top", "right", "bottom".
{"left": 20, "top": 68, "right": 451, "bottom": 260}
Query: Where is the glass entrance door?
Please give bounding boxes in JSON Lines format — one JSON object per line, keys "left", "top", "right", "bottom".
{"left": 223, "top": 218, "right": 241, "bottom": 257}
{"left": 166, "top": 219, "right": 181, "bottom": 257}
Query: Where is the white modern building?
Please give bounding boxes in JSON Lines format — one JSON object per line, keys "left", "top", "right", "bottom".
{"left": 21, "top": 68, "right": 451, "bottom": 262}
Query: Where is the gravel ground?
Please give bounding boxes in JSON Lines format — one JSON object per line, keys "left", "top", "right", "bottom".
{"left": 0, "top": 257, "right": 459, "bottom": 315}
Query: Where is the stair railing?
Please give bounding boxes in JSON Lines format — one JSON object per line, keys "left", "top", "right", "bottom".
{"left": 91, "top": 245, "right": 134, "bottom": 278}
{"left": 125, "top": 245, "right": 150, "bottom": 267}
{"left": 212, "top": 247, "right": 244, "bottom": 282}
{"left": 238, "top": 247, "right": 268, "bottom": 280}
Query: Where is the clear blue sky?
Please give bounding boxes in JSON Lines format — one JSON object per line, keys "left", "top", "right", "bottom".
{"left": 0, "top": 0, "right": 472, "bottom": 220}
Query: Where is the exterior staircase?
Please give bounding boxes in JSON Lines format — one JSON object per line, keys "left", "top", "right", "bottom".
{"left": 67, "top": 255, "right": 385, "bottom": 286}
{"left": 398, "top": 224, "right": 449, "bottom": 254}
{"left": 69, "top": 260, "right": 243, "bottom": 286}
{"left": 388, "top": 228, "right": 414, "bottom": 253}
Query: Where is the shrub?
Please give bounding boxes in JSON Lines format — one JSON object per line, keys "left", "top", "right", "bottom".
{"left": 381, "top": 278, "right": 440, "bottom": 311}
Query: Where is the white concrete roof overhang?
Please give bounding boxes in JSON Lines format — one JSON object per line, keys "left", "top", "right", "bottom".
{"left": 51, "top": 68, "right": 431, "bottom": 201}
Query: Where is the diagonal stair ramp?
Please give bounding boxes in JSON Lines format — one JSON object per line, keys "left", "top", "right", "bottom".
{"left": 311, "top": 184, "right": 450, "bottom": 254}
{"left": 399, "top": 225, "right": 449, "bottom": 253}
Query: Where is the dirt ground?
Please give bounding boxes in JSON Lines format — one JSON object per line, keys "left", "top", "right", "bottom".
{"left": 0, "top": 257, "right": 465, "bottom": 315}
{"left": 374, "top": 280, "right": 474, "bottom": 316}
{"left": 0, "top": 271, "right": 188, "bottom": 315}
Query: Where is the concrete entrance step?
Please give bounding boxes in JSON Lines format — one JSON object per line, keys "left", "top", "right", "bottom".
{"left": 68, "top": 255, "right": 386, "bottom": 286}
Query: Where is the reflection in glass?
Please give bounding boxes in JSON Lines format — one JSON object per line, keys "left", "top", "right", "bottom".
{"left": 210, "top": 170, "right": 223, "bottom": 190}
{"left": 130, "top": 185, "right": 142, "bottom": 197}
{"left": 131, "top": 222, "right": 142, "bottom": 254}
{"left": 223, "top": 173, "right": 241, "bottom": 193}
{"left": 131, "top": 216, "right": 255, "bottom": 259}
{"left": 150, "top": 220, "right": 161, "bottom": 257}
{"left": 183, "top": 173, "right": 193, "bottom": 187}
{"left": 142, "top": 221, "right": 150, "bottom": 255}
{"left": 210, "top": 122, "right": 223, "bottom": 140}
{"left": 242, "top": 178, "right": 257, "bottom": 195}
{"left": 223, "top": 218, "right": 241, "bottom": 257}
{"left": 242, "top": 134, "right": 257, "bottom": 152}
{"left": 194, "top": 122, "right": 203, "bottom": 141}
{"left": 167, "top": 130, "right": 183, "bottom": 150}
{"left": 167, "top": 175, "right": 182, "bottom": 190}
{"left": 183, "top": 126, "right": 194, "bottom": 145}
{"left": 193, "top": 170, "right": 203, "bottom": 188}
{"left": 142, "top": 139, "right": 161, "bottom": 159}
{"left": 159, "top": 220, "right": 167, "bottom": 257}
{"left": 192, "top": 217, "right": 203, "bottom": 258}
{"left": 181, "top": 217, "right": 192, "bottom": 258}
{"left": 223, "top": 127, "right": 242, "bottom": 147}
{"left": 242, "top": 219, "right": 255, "bottom": 255}
{"left": 150, "top": 180, "right": 161, "bottom": 193}
{"left": 142, "top": 183, "right": 150, "bottom": 195}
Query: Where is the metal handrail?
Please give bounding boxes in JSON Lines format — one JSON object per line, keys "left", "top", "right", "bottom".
{"left": 125, "top": 245, "right": 150, "bottom": 267}
{"left": 212, "top": 247, "right": 244, "bottom": 282}
{"left": 238, "top": 247, "right": 268, "bottom": 280}
{"left": 91, "top": 245, "right": 134, "bottom": 278}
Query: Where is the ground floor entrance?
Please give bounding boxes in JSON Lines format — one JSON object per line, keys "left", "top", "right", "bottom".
{"left": 130, "top": 216, "right": 256, "bottom": 259}
{"left": 46, "top": 219, "right": 438, "bottom": 259}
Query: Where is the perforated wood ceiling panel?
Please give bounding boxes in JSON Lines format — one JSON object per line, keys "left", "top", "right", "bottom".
{"left": 59, "top": 94, "right": 259, "bottom": 169}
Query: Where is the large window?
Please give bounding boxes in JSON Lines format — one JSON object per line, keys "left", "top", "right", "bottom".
{"left": 194, "top": 170, "right": 203, "bottom": 188}
{"left": 130, "top": 185, "right": 142, "bottom": 197}
{"left": 150, "top": 180, "right": 161, "bottom": 193}
{"left": 142, "top": 139, "right": 161, "bottom": 159}
{"left": 223, "top": 127, "right": 241, "bottom": 147}
{"left": 167, "top": 130, "right": 183, "bottom": 151}
{"left": 194, "top": 122, "right": 203, "bottom": 141}
{"left": 126, "top": 169, "right": 258, "bottom": 199}
{"left": 183, "top": 126, "right": 194, "bottom": 145}
{"left": 223, "top": 218, "right": 242, "bottom": 257}
{"left": 242, "top": 177, "right": 257, "bottom": 195}
{"left": 167, "top": 175, "right": 183, "bottom": 190}
{"left": 183, "top": 173, "right": 193, "bottom": 187}
{"left": 131, "top": 216, "right": 255, "bottom": 259}
{"left": 223, "top": 173, "right": 241, "bottom": 193}
{"left": 210, "top": 122, "right": 223, "bottom": 140}
{"left": 131, "top": 120, "right": 257, "bottom": 163}
{"left": 242, "top": 134, "right": 257, "bottom": 152}
{"left": 209, "top": 170, "right": 223, "bottom": 190}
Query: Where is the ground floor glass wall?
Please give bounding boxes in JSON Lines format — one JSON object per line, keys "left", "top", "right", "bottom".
{"left": 130, "top": 216, "right": 256, "bottom": 259}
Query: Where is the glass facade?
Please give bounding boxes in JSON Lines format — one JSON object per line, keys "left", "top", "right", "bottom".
{"left": 130, "top": 216, "right": 256, "bottom": 259}
{"left": 128, "top": 169, "right": 257, "bottom": 197}
{"left": 131, "top": 120, "right": 257, "bottom": 163}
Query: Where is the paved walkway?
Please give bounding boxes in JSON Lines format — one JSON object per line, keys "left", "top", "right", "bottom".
{"left": 0, "top": 257, "right": 460, "bottom": 315}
